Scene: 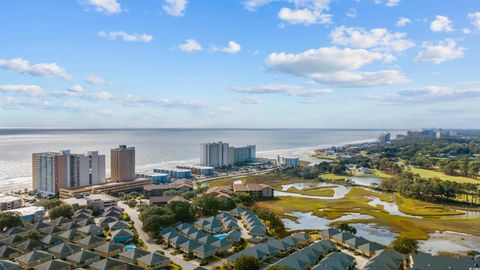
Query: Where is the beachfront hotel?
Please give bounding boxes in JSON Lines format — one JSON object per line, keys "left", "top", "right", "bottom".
{"left": 111, "top": 145, "right": 135, "bottom": 182}
{"left": 32, "top": 150, "right": 106, "bottom": 196}
{"left": 201, "top": 142, "right": 256, "bottom": 167}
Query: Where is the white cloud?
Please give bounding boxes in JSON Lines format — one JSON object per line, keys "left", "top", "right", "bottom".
{"left": 386, "top": 0, "right": 400, "bottom": 7}
{"left": 430, "top": 15, "right": 454, "bottom": 32}
{"left": 242, "top": 0, "right": 273, "bottom": 11}
{"left": 365, "top": 82, "right": 480, "bottom": 103}
{"left": 234, "top": 84, "right": 332, "bottom": 96}
{"left": 68, "top": 84, "right": 84, "bottom": 94}
{"left": 468, "top": 12, "right": 480, "bottom": 30}
{"left": 0, "top": 85, "right": 44, "bottom": 96}
{"left": 214, "top": 41, "right": 241, "bottom": 54}
{"left": 414, "top": 39, "right": 465, "bottom": 64}
{"left": 238, "top": 96, "right": 263, "bottom": 104}
{"left": 87, "top": 91, "right": 114, "bottom": 101}
{"left": 83, "top": 0, "right": 122, "bottom": 15}
{"left": 0, "top": 57, "right": 71, "bottom": 80}
{"left": 178, "top": 39, "right": 202, "bottom": 52}
{"left": 396, "top": 17, "right": 411, "bottom": 27}
{"left": 265, "top": 47, "right": 408, "bottom": 87}
{"left": 374, "top": 0, "right": 400, "bottom": 7}
{"left": 98, "top": 31, "right": 153, "bottom": 42}
{"left": 163, "top": 0, "right": 188, "bottom": 16}
{"left": 278, "top": 0, "right": 332, "bottom": 25}
{"left": 463, "top": 28, "right": 471, "bottom": 34}
{"left": 86, "top": 75, "right": 106, "bottom": 85}
{"left": 330, "top": 26, "right": 414, "bottom": 53}
{"left": 346, "top": 8, "right": 357, "bottom": 18}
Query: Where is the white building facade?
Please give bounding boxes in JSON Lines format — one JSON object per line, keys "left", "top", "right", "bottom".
{"left": 201, "top": 142, "right": 231, "bottom": 167}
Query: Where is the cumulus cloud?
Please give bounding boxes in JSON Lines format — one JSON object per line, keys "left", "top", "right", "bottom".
{"left": 385, "top": 0, "right": 400, "bottom": 7}
{"left": 83, "top": 0, "right": 122, "bottom": 14}
{"left": 330, "top": 26, "right": 414, "bottom": 54}
{"left": 178, "top": 39, "right": 202, "bottom": 52}
{"left": 0, "top": 58, "right": 71, "bottom": 80}
{"left": 278, "top": 0, "right": 332, "bottom": 25}
{"left": 234, "top": 84, "right": 332, "bottom": 96}
{"left": 265, "top": 47, "right": 408, "bottom": 87}
{"left": 213, "top": 41, "right": 241, "bottom": 54}
{"left": 98, "top": 31, "right": 153, "bottom": 42}
{"left": 468, "top": 12, "right": 480, "bottom": 30}
{"left": 364, "top": 82, "right": 480, "bottom": 104}
{"left": 86, "top": 75, "right": 106, "bottom": 85}
{"left": 238, "top": 96, "right": 263, "bottom": 104}
{"left": 430, "top": 15, "right": 454, "bottom": 32}
{"left": 242, "top": 0, "right": 273, "bottom": 11}
{"left": 0, "top": 85, "right": 44, "bottom": 96}
{"left": 414, "top": 39, "right": 465, "bottom": 64}
{"left": 396, "top": 17, "right": 411, "bottom": 27}
{"left": 163, "top": 0, "right": 188, "bottom": 16}
{"left": 68, "top": 84, "right": 85, "bottom": 94}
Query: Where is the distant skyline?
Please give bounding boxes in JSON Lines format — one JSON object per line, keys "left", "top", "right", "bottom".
{"left": 1, "top": 0, "right": 479, "bottom": 129}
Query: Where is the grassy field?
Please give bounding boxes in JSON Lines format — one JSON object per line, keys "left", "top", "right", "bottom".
{"left": 255, "top": 188, "right": 480, "bottom": 240}
{"left": 407, "top": 166, "right": 479, "bottom": 184}
{"left": 286, "top": 187, "right": 335, "bottom": 197}
{"left": 209, "top": 172, "right": 318, "bottom": 190}
{"left": 319, "top": 174, "right": 348, "bottom": 181}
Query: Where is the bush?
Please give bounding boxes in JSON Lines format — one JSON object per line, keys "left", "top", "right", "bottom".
{"left": 49, "top": 204, "right": 74, "bottom": 220}
{"left": 0, "top": 212, "right": 22, "bottom": 230}
{"left": 391, "top": 237, "right": 419, "bottom": 254}
{"left": 233, "top": 256, "right": 260, "bottom": 270}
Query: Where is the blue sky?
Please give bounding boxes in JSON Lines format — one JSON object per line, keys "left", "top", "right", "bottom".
{"left": 0, "top": 0, "right": 479, "bottom": 129}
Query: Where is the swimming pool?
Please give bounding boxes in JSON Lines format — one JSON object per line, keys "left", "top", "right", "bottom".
{"left": 215, "top": 233, "right": 228, "bottom": 240}
{"left": 124, "top": 244, "right": 136, "bottom": 251}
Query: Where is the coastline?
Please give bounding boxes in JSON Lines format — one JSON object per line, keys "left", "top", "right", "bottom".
{"left": 0, "top": 138, "right": 377, "bottom": 194}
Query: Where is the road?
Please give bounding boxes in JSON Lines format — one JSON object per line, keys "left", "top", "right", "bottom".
{"left": 118, "top": 201, "right": 198, "bottom": 270}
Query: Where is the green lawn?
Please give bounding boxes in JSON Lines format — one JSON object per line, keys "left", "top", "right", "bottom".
{"left": 408, "top": 166, "right": 479, "bottom": 184}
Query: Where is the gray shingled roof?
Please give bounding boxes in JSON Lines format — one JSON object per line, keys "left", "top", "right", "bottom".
{"left": 137, "top": 252, "right": 169, "bottom": 266}
{"left": 364, "top": 249, "right": 405, "bottom": 270}
{"left": 33, "top": 259, "right": 72, "bottom": 270}
{"left": 66, "top": 250, "right": 100, "bottom": 264}
{"left": 0, "top": 260, "right": 20, "bottom": 270}
{"left": 119, "top": 248, "right": 150, "bottom": 260}
{"left": 90, "top": 258, "right": 143, "bottom": 270}
{"left": 48, "top": 242, "right": 81, "bottom": 258}
{"left": 16, "top": 250, "right": 53, "bottom": 264}
{"left": 311, "top": 251, "right": 355, "bottom": 270}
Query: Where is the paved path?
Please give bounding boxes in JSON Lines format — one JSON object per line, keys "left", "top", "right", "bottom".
{"left": 118, "top": 201, "right": 198, "bottom": 270}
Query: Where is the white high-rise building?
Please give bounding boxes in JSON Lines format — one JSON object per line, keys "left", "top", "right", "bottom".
{"left": 32, "top": 150, "right": 106, "bottom": 196}
{"left": 201, "top": 142, "right": 256, "bottom": 167}
{"left": 201, "top": 142, "right": 231, "bottom": 167}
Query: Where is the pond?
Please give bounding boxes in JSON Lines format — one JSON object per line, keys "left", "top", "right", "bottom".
{"left": 278, "top": 182, "right": 351, "bottom": 199}
{"left": 350, "top": 223, "right": 398, "bottom": 245}
{"left": 349, "top": 177, "right": 382, "bottom": 186}
{"left": 367, "top": 196, "right": 420, "bottom": 218}
{"left": 282, "top": 212, "right": 374, "bottom": 231}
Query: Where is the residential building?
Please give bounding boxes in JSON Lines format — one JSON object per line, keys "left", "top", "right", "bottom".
{"left": 143, "top": 180, "right": 193, "bottom": 197}
{"left": 378, "top": 132, "right": 391, "bottom": 144}
{"left": 153, "top": 168, "right": 192, "bottom": 179}
{"left": 278, "top": 156, "right": 300, "bottom": 168}
{"left": 5, "top": 206, "right": 45, "bottom": 223}
{"left": 143, "top": 172, "right": 170, "bottom": 184}
{"left": 32, "top": 150, "right": 106, "bottom": 196}
{"left": 59, "top": 177, "right": 151, "bottom": 198}
{"left": 111, "top": 145, "right": 135, "bottom": 181}
{"left": 200, "top": 142, "right": 231, "bottom": 167}
{"left": 62, "top": 193, "right": 118, "bottom": 211}
{"left": 185, "top": 166, "right": 215, "bottom": 176}
{"left": 201, "top": 142, "right": 256, "bottom": 167}
{"left": 207, "top": 182, "right": 273, "bottom": 200}
{"left": 0, "top": 194, "right": 22, "bottom": 210}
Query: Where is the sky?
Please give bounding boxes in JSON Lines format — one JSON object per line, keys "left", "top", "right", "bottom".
{"left": 0, "top": 0, "right": 479, "bottom": 129}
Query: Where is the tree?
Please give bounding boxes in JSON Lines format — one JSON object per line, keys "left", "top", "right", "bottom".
{"left": 25, "top": 229, "right": 42, "bottom": 240}
{"left": 193, "top": 194, "right": 221, "bottom": 216}
{"left": 36, "top": 198, "right": 63, "bottom": 210}
{"left": 334, "top": 223, "right": 357, "bottom": 234}
{"left": 167, "top": 201, "right": 196, "bottom": 222}
{"left": 142, "top": 214, "right": 175, "bottom": 234}
{"left": 49, "top": 204, "right": 74, "bottom": 220}
{"left": 233, "top": 256, "right": 260, "bottom": 270}
{"left": 0, "top": 212, "right": 22, "bottom": 230}
{"left": 391, "top": 237, "right": 419, "bottom": 254}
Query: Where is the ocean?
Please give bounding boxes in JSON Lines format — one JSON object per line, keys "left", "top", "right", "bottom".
{"left": 0, "top": 128, "right": 403, "bottom": 192}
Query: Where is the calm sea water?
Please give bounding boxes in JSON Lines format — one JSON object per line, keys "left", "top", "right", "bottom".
{"left": 0, "top": 129, "right": 402, "bottom": 192}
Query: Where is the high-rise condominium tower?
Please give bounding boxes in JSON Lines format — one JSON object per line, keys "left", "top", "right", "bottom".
{"left": 111, "top": 145, "right": 136, "bottom": 181}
